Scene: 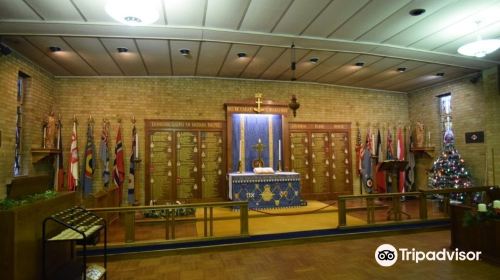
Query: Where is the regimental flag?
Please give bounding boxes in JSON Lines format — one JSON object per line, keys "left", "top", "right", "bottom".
{"left": 113, "top": 126, "right": 125, "bottom": 204}
{"left": 361, "top": 129, "right": 373, "bottom": 193}
{"left": 375, "top": 129, "right": 386, "bottom": 193}
{"left": 375, "top": 129, "right": 382, "bottom": 164}
{"left": 386, "top": 128, "right": 394, "bottom": 160}
{"left": 355, "top": 126, "right": 362, "bottom": 176}
{"left": 128, "top": 124, "right": 137, "bottom": 205}
{"left": 67, "top": 121, "right": 79, "bottom": 191}
{"left": 397, "top": 127, "right": 405, "bottom": 193}
{"left": 82, "top": 121, "right": 96, "bottom": 197}
{"left": 405, "top": 133, "right": 415, "bottom": 192}
{"left": 54, "top": 119, "right": 64, "bottom": 191}
{"left": 99, "top": 121, "right": 110, "bottom": 188}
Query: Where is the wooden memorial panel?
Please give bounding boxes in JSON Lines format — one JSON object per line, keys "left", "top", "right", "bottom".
{"left": 290, "top": 132, "right": 310, "bottom": 194}
{"left": 176, "top": 131, "right": 198, "bottom": 200}
{"left": 311, "top": 132, "right": 329, "bottom": 195}
{"left": 200, "top": 131, "right": 224, "bottom": 199}
{"left": 150, "top": 131, "right": 174, "bottom": 202}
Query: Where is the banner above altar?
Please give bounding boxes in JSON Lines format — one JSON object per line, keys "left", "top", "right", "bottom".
{"left": 231, "top": 114, "right": 283, "bottom": 172}
{"left": 228, "top": 172, "right": 301, "bottom": 209}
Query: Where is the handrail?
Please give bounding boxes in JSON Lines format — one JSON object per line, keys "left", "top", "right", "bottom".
{"left": 338, "top": 192, "right": 421, "bottom": 200}
{"left": 88, "top": 201, "right": 248, "bottom": 213}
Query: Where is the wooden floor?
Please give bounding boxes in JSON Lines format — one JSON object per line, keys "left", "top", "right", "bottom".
{"left": 106, "top": 230, "right": 500, "bottom": 280}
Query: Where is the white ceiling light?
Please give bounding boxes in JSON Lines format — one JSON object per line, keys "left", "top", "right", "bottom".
{"left": 105, "top": 0, "right": 160, "bottom": 26}
{"left": 457, "top": 21, "right": 500, "bottom": 58}
{"left": 457, "top": 39, "right": 500, "bottom": 58}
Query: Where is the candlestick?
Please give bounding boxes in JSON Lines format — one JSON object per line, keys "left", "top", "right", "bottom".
{"left": 239, "top": 139, "right": 242, "bottom": 161}
{"left": 135, "top": 132, "right": 139, "bottom": 159}
{"left": 477, "top": 203, "right": 487, "bottom": 212}
{"left": 278, "top": 140, "right": 281, "bottom": 161}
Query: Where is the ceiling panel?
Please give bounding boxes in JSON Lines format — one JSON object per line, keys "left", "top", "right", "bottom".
{"left": 169, "top": 40, "right": 200, "bottom": 75}
{"left": 259, "top": 48, "right": 308, "bottom": 80}
{"left": 100, "top": 38, "right": 147, "bottom": 75}
{"left": 63, "top": 37, "right": 121, "bottom": 75}
{"left": 330, "top": 0, "right": 411, "bottom": 40}
{"left": 318, "top": 55, "right": 382, "bottom": 83}
{"left": 205, "top": 0, "right": 250, "bottom": 29}
{"left": 25, "top": 36, "right": 97, "bottom": 75}
{"left": 240, "top": 47, "right": 285, "bottom": 79}
{"left": 71, "top": 0, "right": 114, "bottom": 23}
{"left": 136, "top": 39, "right": 172, "bottom": 75}
{"left": 433, "top": 21, "right": 500, "bottom": 54}
{"left": 357, "top": 0, "right": 453, "bottom": 43}
{"left": 24, "top": 0, "right": 84, "bottom": 21}
{"left": 384, "top": 0, "right": 498, "bottom": 47}
{"left": 3, "top": 36, "right": 71, "bottom": 75}
{"left": 239, "top": 0, "right": 292, "bottom": 32}
{"left": 272, "top": 0, "right": 330, "bottom": 35}
{"left": 218, "top": 44, "right": 260, "bottom": 77}
{"left": 197, "top": 41, "right": 231, "bottom": 76}
{"left": 336, "top": 57, "right": 404, "bottom": 85}
{"left": 355, "top": 60, "right": 425, "bottom": 88}
{"left": 370, "top": 63, "right": 444, "bottom": 89}
{"left": 300, "top": 52, "right": 358, "bottom": 82}
{"left": 280, "top": 50, "right": 334, "bottom": 80}
{"left": 301, "top": 0, "right": 368, "bottom": 37}
{"left": 164, "top": 0, "right": 206, "bottom": 26}
{"left": 388, "top": 66, "right": 475, "bottom": 91}
{"left": 0, "top": 0, "right": 40, "bottom": 20}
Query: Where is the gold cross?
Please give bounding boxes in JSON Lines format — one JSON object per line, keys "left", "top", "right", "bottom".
{"left": 251, "top": 138, "right": 266, "bottom": 167}
{"left": 253, "top": 93, "right": 263, "bottom": 113}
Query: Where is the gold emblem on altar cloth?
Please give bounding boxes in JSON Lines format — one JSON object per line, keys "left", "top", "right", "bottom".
{"left": 274, "top": 200, "right": 280, "bottom": 206}
{"left": 261, "top": 185, "right": 273, "bottom": 202}
{"left": 280, "top": 191, "right": 288, "bottom": 198}
{"left": 235, "top": 193, "right": 240, "bottom": 199}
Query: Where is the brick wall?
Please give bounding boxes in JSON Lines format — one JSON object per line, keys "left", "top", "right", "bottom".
{"left": 0, "top": 53, "right": 55, "bottom": 199}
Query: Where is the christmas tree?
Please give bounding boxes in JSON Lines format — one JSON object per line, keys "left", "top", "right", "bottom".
{"left": 428, "top": 128, "right": 473, "bottom": 201}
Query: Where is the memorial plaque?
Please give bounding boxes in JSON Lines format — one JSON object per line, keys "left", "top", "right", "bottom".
{"left": 150, "top": 131, "right": 173, "bottom": 201}
{"left": 311, "top": 132, "right": 329, "bottom": 193}
{"left": 176, "top": 131, "right": 198, "bottom": 199}
{"left": 201, "top": 131, "right": 223, "bottom": 199}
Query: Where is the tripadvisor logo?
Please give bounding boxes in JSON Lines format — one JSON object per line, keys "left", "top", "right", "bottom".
{"left": 375, "top": 244, "right": 481, "bottom": 267}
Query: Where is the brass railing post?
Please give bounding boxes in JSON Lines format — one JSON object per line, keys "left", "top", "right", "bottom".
{"left": 366, "top": 197, "right": 375, "bottom": 224}
{"left": 124, "top": 211, "right": 135, "bottom": 243}
{"left": 240, "top": 204, "right": 249, "bottom": 235}
{"left": 338, "top": 197, "right": 346, "bottom": 227}
{"left": 209, "top": 207, "right": 214, "bottom": 237}
{"left": 203, "top": 207, "right": 208, "bottom": 237}
{"left": 419, "top": 193, "right": 428, "bottom": 220}
{"left": 165, "top": 209, "right": 170, "bottom": 240}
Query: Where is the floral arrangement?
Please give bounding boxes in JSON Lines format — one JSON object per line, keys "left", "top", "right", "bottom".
{"left": 0, "top": 190, "right": 57, "bottom": 210}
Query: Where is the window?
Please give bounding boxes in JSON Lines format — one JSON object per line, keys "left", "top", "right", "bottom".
{"left": 14, "top": 72, "right": 28, "bottom": 176}
{"left": 439, "top": 93, "right": 452, "bottom": 148}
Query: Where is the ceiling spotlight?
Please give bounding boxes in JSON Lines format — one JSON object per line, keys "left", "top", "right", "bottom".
{"left": 237, "top": 52, "right": 247, "bottom": 58}
{"left": 179, "top": 48, "right": 190, "bottom": 56}
{"left": 105, "top": 0, "right": 160, "bottom": 26}
{"left": 117, "top": 47, "right": 128, "bottom": 53}
{"left": 397, "top": 67, "right": 407, "bottom": 72}
{"left": 49, "top": 46, "right": 61, "bottom": 52}
{"left": 409, "top": 9, "right": 426, "bottom": 16}
{"left": 436, "top": 72, "right": 445, "bottom": 77}
{"left": 355, "top": 62, "right": 364, "bottom": 67}
{"left": 309, "top": 57, "right": 319, "bottom": 64}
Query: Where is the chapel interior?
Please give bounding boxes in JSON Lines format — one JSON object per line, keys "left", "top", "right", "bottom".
{"left": 1, "top": 0, "right": 500, "bottom": 279}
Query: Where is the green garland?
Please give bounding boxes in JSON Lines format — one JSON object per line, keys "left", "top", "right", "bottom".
{"left": 143, "top": 207, "right": 196, "bottom": 218}
{"left": 463, "top": 208, "right": 500, "bottom": 227}
{"left": 0, "top": 190, "right": 57, "bottom": 210}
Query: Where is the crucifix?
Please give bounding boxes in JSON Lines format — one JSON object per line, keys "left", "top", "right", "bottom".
{"left": 251, "top": 138, "right": 265, "bottom": 168}
{"left": 253, "top": 93, "right": 264, "bottom": 113}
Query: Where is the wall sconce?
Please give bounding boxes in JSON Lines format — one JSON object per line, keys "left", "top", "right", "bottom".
{"left": 289, "top": 95, "right": 300, "bottom": 117}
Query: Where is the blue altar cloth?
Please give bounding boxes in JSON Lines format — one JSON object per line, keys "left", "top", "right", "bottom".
{"left": 228, "top": 172, "right": 301, "bottom": 209}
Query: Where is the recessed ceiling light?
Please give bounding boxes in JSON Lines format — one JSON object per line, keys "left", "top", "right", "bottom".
{"left": 105, "top": 0, "right": 160, "bottom": 26}
{"left": 117, "top": 47, "right": 128, "bottom": 53}
{"left": 179, "top": 48, "right": 190, "bottom": 56}
{"left": 397, "top": 67, "right": 407, "bottom": 72}
{"left": 436, "top": 72, "right": 445, "bottom": 77}
{"left": 355, "top": 62, "right": 364, "bottom": 67}
{"left": 409, "top": 8, "right": 426, "bottom": 16}
{"left": 237, "top": 52, "right": 247, "bottom": 58}
{"left": 309, "top": 57, "right": 319, "bottom": 64}
{"left": 49, "top": 46, "right": 61, "bottom": 52}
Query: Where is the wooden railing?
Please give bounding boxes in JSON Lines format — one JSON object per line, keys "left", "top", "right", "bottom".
{"left": 337, "top": 186, "right": 497, "bottom": 227}
{"left": 88, "top": 201, "right": 249, "bottom": 243}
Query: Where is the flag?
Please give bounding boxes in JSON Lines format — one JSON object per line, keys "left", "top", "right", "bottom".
{"left": 405, "top": 133, "right": 415, "bottom": 192}
{"left": 54, "top": 119, "right": 64, "bottom": 191}
{"left": 397, "top": 127, "right": 405, "bottom": 193}
{"left": 375, "top": 129, "right": 386, "bottom": 193}
{"left": 386, "top": 128, "right": 393, "bottom": 160}
{"left": 355, "top": 126, "right": 362, "bottom": 176}
{"left": 67, "top": 121, "right": 79, "bottom": 191}
{"left": 361, "top": 129, "right": 373, "bottom": 193}
{"left": 128, "top": 124, "right": 137, "bottom": 205}
{"left": 113, "top": 126, "right": 125, "bottom": 204}
{"left": 99, "top": 121, "right": 110, "bottom": 188}
{"left": 375, "top": 129, "right": 382, "bottom": 164}
{"left": 82, "top": 121, "right": 96, "bottom": 196}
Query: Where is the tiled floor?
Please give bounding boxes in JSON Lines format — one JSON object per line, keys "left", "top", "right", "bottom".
{"left": 106, "top": 230, "right": 500, "bottom": 280}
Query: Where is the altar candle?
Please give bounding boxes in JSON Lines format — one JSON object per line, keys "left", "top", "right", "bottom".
{"left": 258, "top": 138, "right": 261, "bottom": 143}
{"left": 478, "top": 203, "right": 487, "bottom": 212}
{"left": 494, "top": 200, "right": 500, "bottom": 209}
{"left": 278, "top": 140, "right": 281, "bottom": 161}
{"left": 239, "top": 139, "right": 242, "bottom": 161}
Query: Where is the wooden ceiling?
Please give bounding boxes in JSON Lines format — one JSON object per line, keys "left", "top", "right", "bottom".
{"left": 1, "top": 0, "right": 499, "bottom": 92}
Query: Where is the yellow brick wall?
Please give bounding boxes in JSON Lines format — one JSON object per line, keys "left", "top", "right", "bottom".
{"left": 53, "top": 78, "right": 409, "bottom": 202}
{"left": 408, "top": 73, "right": 497, "bottom": 189}
{"left": 0, "top": 53, "right": 55, "bottom": 199}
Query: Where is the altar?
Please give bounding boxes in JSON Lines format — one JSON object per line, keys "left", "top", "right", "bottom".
{"left": 228, "top": 172, "right": 301, "bottom": 208}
